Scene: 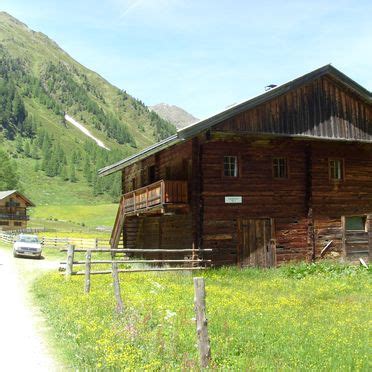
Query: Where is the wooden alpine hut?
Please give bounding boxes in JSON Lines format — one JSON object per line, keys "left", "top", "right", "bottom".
{"left": 99, "top": 65, "right": 372, "bottom": 267}
{"left": 0, "top": 190, "right": 35, "bottom": 231}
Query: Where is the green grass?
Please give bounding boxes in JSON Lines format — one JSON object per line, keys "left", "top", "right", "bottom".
{"left": 30, "top": 204, "right": 117, "bottom": 229}
{"left": 33, "top": 263, "right": 371, "bottom": 370}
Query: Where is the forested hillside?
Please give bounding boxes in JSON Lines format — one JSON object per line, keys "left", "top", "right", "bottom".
{"left": 0, "top": 12, "right": 175, "bottom": 204}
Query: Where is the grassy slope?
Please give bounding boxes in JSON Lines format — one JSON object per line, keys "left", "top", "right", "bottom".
{"left": 33, "top": 263, "right": 371, "bottom": 370}
{"left": 0, "top": 11, "right": 168, "bottom": 151}
{"left": 31, "top": 204, "right": 117, "bottom": 227}
{"left": 0, "top": 12, "right": 175, "bottom": 207}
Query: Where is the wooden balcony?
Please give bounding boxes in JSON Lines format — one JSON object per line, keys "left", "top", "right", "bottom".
{"left": 0, "top": 208, "right": 29, "bottom": 221}
{"left": 110, "top": 180, "right": 189, "bottom": 248}
{"left": 123, "top": 180, "right": 188, "bottom": 215}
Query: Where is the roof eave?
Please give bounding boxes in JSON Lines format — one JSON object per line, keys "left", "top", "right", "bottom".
{"left": 98, "top": 134, "right": 181, "bottom": 177}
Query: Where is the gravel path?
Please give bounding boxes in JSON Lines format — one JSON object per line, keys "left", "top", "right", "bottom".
{"left": 0, "top": 248, "right": 61, "bottom": 371}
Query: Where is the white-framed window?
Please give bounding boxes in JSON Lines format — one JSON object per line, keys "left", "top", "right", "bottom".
{"left": 223, "top": 156, "right": 238, "bottom": 177}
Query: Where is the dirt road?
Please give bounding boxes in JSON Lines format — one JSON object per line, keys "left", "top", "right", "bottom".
{"left": 0, "top": 247, "right": 61, "bottom": 371}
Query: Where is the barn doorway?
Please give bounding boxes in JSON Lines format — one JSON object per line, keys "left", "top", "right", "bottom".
{"left": 238, "top": 218, "right": 276, "bottom": 267}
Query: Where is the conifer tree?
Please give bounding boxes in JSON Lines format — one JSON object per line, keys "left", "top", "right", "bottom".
{"left": 24, "top": 141, "right": 31, "bottom": 157}
{"left": 69, "top": 164, "right": 77, "bottom": 182}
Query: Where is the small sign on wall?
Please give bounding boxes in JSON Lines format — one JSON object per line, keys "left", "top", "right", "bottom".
{"left": 225, "top": 196, "right": 243, "bottom": 204}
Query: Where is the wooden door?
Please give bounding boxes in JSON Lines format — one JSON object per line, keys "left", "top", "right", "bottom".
{"left": 238, "top": 219, "right": 276, "bottom": 267}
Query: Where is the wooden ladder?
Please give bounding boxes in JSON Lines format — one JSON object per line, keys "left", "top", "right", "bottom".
{"left": 110, "top": 196, "right": 126, "bottom": 312}
{"left": 110, "top": 196, "right": 126, "bottom": 249}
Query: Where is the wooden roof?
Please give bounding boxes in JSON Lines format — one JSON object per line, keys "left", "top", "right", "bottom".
{"left": 0, "top": 190, "right": 35, "bottom": 206}
{"left": 99, "top": 65, "right": 371, "bottom": 177}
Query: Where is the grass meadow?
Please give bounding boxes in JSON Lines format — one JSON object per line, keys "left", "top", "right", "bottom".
{"left": 29, "top": 204, "right": 117, "bottom": 234}
{"left": 33, "top": 263, "right": 371, "bottom": 371}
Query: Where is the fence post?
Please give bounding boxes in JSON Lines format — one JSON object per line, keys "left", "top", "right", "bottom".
{"left": 65, "top": 244, "right": 75, "bottom": 279}
{"left": 193, "top": 277, "right": 211, "bottom": 368}
{"left": 84, "top": 249, "right": 92, "bottom": 293}
{"left": 367, "top": 215, "right": 372, "bottom": 260}
{"left": 111, "top": 252, "right": 124, "bottom": 313}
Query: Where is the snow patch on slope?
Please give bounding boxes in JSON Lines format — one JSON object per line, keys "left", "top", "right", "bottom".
{"left": 65, "top": 114, "right": 110, "bottom": 150}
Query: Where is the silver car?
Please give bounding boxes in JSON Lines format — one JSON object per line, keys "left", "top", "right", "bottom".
{"left": 13, "top": 234, "right": 42, "bottom": 258}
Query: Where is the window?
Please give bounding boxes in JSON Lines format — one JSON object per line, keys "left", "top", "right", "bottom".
{"left": 329, "top": 159, "right": 344, "bottom": 180}
{"left": 0, "top": 221, "right": 9, "bottom": 226}
{"left": 273, "top": 157, "right": 288, "bottom": 178}
{"left": 131, "top": 178, "right": 136, "bottom": 191}
{"left": 14, "top": 222, "right": 22, "bottom": 227}
{"left": 345, "top": 216, "right": 366, "bottom": 231}
{"left": 223, "top": 156, "right": 238, "bottom": 177}
{"left": 148, "top": 165, "right": 156, "bottom": 184}
{"left": 6, "top": 198, "right": 20, "bottom": 207}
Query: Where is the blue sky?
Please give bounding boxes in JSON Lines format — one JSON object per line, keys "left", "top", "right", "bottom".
{"left": 1, "top": 0, "right": 371, "bottom": 118}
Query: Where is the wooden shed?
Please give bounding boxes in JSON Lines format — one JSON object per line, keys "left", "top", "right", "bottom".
{"left": 99, "top": 65, "right": 372, "bottom": 267}
{"left": 0, "top": 190, "right": 35, "bottom": 231}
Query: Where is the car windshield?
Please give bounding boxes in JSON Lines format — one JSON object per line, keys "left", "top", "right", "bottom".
{"left": 18, "top": 236, "right": 39, "bottom": 243}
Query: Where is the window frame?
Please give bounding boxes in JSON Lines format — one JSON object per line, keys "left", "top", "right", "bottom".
{"left": 148, "top": 164, "right": 156, "bottom": 184}
{"left": 329, "top": 158, "right": 345, "bottom": 182}
{"left": 272, "top": 157, "right": 289, "bottom": 179}
{"left": 345, "top": 215, "right": 367, "bottom": 232}
{"left": 222, "top": 155, "right": 239, "bottom": 178}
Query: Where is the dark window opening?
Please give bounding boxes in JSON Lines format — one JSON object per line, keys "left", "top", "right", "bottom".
{"left": 6, "top": 198, "right": 20, "bottom": 207}
{"left": 329, "top": 159, "right": 344, "bottom": 180}
{"left": 0, "top": 221, "right": 9, "bottom": 226}
{"left": 148, "top": 165, "right": 156, "bottom": 184}
{"left": 273, "top": 157, "right": 288, "bottom": 178}
{"left": 14, "top": 221, "right": 22, "bottom": 226}
{"left": 224, "top": 156, "right": 238, "bottom": 177}
{"left": 131, "top": 178, "right": 136, "bottom": 191}
{"left": 345, "top": 216, "right": 366, "bottom": 231}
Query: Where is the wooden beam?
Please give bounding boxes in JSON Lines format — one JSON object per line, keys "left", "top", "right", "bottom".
{"left": 193, "top": 277, "right": 211, "bottom": 368}
{"left": 367, "top": 215, "right": 372, "bottom": 261}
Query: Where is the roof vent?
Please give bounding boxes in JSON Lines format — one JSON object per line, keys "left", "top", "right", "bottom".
{"left": 265, "top": 84, "right": 277, "bottom": 91}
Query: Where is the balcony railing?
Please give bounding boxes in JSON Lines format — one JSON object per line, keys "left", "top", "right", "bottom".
{"left": 110, "top": 180, "right": 188, "bottom": 247}
{"left": 123, "top": 180, "right": 188, "bottom": 214}
{"left": 0, "top": 208, "right": 29, "bottom": 221}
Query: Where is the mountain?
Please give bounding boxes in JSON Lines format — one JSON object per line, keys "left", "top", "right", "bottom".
{"left": 0, "top": 12, "right": 176, "bottom": 205}
{"left": 150, "top": 103, "right": 198, "bottom": 129}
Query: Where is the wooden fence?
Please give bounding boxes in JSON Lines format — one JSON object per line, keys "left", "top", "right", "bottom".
{"left": 61, "top": 246, "right": 212, "bottom": 285}
{"left": 0, "top": 233, "right": 110, "bottom": 250}
{"left": 0, "top": 232, "right": 15, "bottom": 244}
{"left": 61, "top": 244, "right": 213, "bottom": 367}
{"left": 42, "top": 237, "right": 110, "bottom": 250}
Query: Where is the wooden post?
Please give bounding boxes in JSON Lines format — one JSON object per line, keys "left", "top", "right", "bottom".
{"left": 65, "top": 244, "right": 75, "bottom": 278}
{"left": 341, "top": 216, "right": 347, "bottom": 260}
{"left": 193, "top": 277, "right": 211, "bottom": 368}
{"left": 84, "top": 249, "right": 92, "bottom": 293}
{"left": 367, "top": 215, "right": 372, "bottom": 261}
{"left": 111, "top": 251, "right": 124, "bottom": 313}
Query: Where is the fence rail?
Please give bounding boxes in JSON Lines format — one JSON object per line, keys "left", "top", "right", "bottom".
{"left": 0, "top": 232, "right": 110, "bottom": 250}
{"left": 0, "top": 232, "right": 14, "bottom": 244}
{"left": 42, "top": 237, "right": 110, "bottom": 249}
{"left": 62, "top": 245, "right": 213, "bottom": 290}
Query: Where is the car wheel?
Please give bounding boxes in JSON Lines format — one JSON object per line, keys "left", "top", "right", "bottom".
{"left": 13, "top": 251, "right": 18, "bottom": 258}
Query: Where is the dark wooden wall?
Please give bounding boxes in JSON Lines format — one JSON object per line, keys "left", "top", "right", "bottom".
{"left": 200, "top": 138, "right": 372, "bottom": 265}
{"left": 122, "top": 140, "right": 193, "bottom": 193}
{"left": 124, "top": 214, "right": 193, "bottom": 259}
{"left": 119, "top": 74, "right": 371, "bottom": 266}
{"left": 215, "top": 76, "right": 371, "bottom": 142}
